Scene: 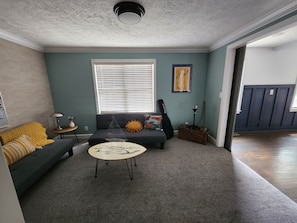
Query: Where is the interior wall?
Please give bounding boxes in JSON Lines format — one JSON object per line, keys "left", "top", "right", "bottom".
{"left": 204, "top": 46, "right": 227, "bottom": 139}
{"left": 276, "top": 41, "right": 297, "bottom": 79}
{"left": 45, "top": 52, "right": 208, "bottom": 133}
{"left": 0, "top": 39, "right": 57, "bottom": 221}
{"left": 243, "top": 44, "right": 297, "bottom": 85}
{"left": 236, "top": 42, "right": 297, "bottom": 112}
{"left": 0, "top": 38, "right": 56, "bottom": 133}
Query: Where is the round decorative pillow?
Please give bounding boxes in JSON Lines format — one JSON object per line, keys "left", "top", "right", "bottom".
{"left": 125, "top": 120, "right": 143, "bottom": 132}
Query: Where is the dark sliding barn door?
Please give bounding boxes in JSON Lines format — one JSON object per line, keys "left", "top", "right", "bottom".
{"left": 224, "top": 46, "right": 246, "bottom": 151}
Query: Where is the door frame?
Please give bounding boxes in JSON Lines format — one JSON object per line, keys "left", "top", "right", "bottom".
{"left": 224, "top": 46, "right": 246, "bottom": 151}
{"left": 216, "top": 14, "right": 297, "bottom": 148}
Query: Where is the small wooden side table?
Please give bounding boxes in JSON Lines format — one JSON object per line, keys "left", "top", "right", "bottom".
{"left": 178, "top": 125, "right": 208, "bottom": 145}
{"left": 52, "top": 126, "right": 79, "bottom": 143}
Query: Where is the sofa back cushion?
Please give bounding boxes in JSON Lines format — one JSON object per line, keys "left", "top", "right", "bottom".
{"left": 0, "top": 122, "right": 54, "bottom": 147}
{"left": 96, "top": 113, "right": 161, "bottom": 130}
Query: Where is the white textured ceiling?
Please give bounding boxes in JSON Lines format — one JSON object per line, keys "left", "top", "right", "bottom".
{"left": 0, "top": 0, "right": 297, "bottom": 52}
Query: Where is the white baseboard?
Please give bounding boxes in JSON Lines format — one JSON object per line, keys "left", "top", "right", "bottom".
{"left": 207, "top": 134, "right": 217, "bottom": 146}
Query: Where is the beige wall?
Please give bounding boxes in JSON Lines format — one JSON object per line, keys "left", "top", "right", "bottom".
{"left": 0, "top": 38, "right": 55, "bottom": 222}
{"left": 0, "top": 38, "right": 55, "bottom": 133}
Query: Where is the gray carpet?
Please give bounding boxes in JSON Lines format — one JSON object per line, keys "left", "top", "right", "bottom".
{"left": 20, "top": 137, "right": 297, "bottom": 223}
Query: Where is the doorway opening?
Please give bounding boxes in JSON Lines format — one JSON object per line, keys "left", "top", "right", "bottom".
{"left": 221, "top": 15, "right": 297, "bottom": 203}
{"left": 217, "top": 14, "right": 297, "bottom": 148}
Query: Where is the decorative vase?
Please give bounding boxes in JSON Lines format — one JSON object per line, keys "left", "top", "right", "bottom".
{"left": 69, "top": 120, "right": 75, "bottom": 128}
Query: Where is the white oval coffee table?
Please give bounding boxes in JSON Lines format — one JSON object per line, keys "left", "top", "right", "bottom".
{"left": 88, "top": 142, "right": 147, "bottom": 180}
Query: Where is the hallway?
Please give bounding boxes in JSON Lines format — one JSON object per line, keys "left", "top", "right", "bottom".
{"left": 231, "top": 131, "right": 297, "bottom": 203}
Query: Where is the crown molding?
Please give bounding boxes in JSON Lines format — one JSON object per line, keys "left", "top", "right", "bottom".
{"left": 1, "top": 2, "right": 297, "bottom": 53}
{"left": 227, "top": 14, "right": 297, "bottom": 50}
{"left": 210, "top": 1, "right": 297, "bottom": 51}
{"left": 43, "top": 47, "right": 209, "bottom": 53}
{"left": 0, "top": 29, "right": 43, "bottom": 52}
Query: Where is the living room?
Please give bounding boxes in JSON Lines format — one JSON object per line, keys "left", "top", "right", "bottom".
{"left": 1, "top": 1, "right": 297, "bottom": 222}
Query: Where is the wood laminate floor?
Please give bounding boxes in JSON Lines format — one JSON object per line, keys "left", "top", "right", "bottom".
{"left": 232, "top": 131, "right": 297, "bottom": 203}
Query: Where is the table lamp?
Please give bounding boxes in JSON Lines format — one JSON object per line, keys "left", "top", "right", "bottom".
{"left": 51, "top": 112, "right": 64, "bottom": 130}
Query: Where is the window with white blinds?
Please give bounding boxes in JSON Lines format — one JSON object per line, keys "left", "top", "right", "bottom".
{"left": 91, "top": 59, "right": 156, "bottom": 114}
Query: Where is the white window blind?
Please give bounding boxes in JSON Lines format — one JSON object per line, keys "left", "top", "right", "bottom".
{"left": 92, "top": 59, "right": 155, "bottom": 114}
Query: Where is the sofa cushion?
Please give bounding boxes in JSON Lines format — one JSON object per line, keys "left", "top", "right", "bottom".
{"left": 9, "top": 138, "right": 74, "bottom": 196}
{"left": 2, "top": 135, "right": 36, "bottom": 165}
{"left": 89, "top": 128, "right": 166, "bottom": 146}
{"left": 0, "top": 122, "right": 54, "bottom": 147}
{"left": 89, "top": 129, "right": 124, "bottom": 146}
{"left": 124, "top": 129, "right": 167, "bottom": 145}
{"left": 125, "top": 120, "right": 143, "bottom": 132}
{"left": 144, "top": 114, "right": 162, "bottom": 130}
{"left": 90, "top": 113, "right": 167, "bottom": 148}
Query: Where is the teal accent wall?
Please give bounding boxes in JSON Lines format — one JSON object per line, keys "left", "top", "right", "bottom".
{"left": 45, "top": 53, "right": 208, "bottom": 134}
{"left": 204, "top": 46, "right": 227, "bottom": 138}
{"left": 45, "top": 10, "right": 297, "bottom": 139}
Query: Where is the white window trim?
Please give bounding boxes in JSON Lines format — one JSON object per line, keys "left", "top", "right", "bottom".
{"left": 91, "top": 59, "right": 156, "bottom": 114}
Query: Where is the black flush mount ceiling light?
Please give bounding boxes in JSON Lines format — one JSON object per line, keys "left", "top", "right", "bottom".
{"left": 113, "top": 1, "right": 145, "bottom": 25}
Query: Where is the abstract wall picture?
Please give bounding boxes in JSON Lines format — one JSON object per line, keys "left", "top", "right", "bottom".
{"left": 172, "top": 64, "right": 192, "bottom": 92}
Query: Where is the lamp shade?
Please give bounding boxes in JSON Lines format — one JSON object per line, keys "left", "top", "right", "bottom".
{"left": 50, "top": 112, "right": 64, "bottom": 118}
{"left": 114, "top": 1, "right": 145, "bottom": 25}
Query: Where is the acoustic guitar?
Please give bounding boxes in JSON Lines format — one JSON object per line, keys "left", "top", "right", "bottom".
{"left": 157, "top": 99, "right": 174, "bottom": 139}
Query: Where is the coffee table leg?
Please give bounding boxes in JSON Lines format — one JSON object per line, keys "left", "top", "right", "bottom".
{"left": 95, "top": 159, "right": 99, "bottom": 178}
{"left": 125, "top": 159, "right": 133, "bottom": 180}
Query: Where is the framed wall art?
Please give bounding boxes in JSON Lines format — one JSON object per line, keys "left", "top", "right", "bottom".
{"left": 172, "top": 64, "right": 192, "bottom": 93}
{"left": 0, "top": 92, "right": 9, "bottom": 128}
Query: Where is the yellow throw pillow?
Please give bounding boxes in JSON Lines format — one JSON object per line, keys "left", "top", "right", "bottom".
{"left": 2, "top": 135, "right": 36, "bottom": 165}
{"left": 0, "top": 122, "right": 54, "bottom": 147}
{"left": 125, "top": 120, "right": 143, "bottom": 133}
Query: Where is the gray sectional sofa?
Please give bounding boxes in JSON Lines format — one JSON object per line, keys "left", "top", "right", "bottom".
{"left": 0, "top": 122, "right": 74, "bottom": 197}
{"left": 88, "top": 113, "right": 167, "bottom": 149}
{"left": 9, "top": 139, "right": 74, "bottom": 196}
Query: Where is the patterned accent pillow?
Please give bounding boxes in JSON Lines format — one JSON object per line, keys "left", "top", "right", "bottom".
{"left": 2, "top": 135, "right": 36, "bottom": 165}
{"left": 144, "top": 114, "right": 162, "bottom": 130}
{"left": 125, "top": 120, "right": 143, "bottom": 132}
